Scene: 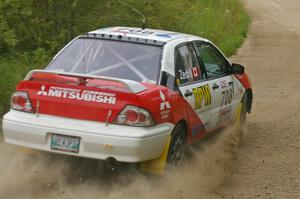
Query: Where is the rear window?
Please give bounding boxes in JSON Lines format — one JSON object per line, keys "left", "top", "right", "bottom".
{"left": 47, "top": 38, "right": 162, "bottom": 83}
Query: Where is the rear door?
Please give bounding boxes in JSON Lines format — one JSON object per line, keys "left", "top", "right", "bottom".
{"left": 194, "top": 42, "right": 240, "bottom": 129}
{"left": 174, "top": 43, "right": 213, "bottom": 134}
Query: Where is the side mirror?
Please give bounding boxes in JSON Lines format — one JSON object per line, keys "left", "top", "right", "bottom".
{"left": 231, "top": 63, "right": 245, "bottom": 74}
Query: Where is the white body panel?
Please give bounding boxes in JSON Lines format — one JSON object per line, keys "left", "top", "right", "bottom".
{"left": 3, "top": 110, "right": 173, "bottom": 163}
{"left": 178, "top": 81, "right": 213, "bottom": 131}
{"left": 210, "top": 75, "right": 244, "bottom": 129}
{"left": 161, "top": 37, "right": 207, "bottom": 77}
{"left": 89, "top": 27, "right": 204, "bottom": 43}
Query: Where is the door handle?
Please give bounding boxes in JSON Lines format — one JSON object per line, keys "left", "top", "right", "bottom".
{"left": 212, "top": 83, "right": 219, "bottom": 90}
{"left": 184, "top": 90, "right": 193, "bottom": 97}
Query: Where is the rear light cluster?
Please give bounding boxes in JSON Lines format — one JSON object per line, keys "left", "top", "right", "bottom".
{"left": 10, "top": 92, "right": 34, "bottom": 113}
{"left": 114, "top": 105, "right": 155, "bottom": 127}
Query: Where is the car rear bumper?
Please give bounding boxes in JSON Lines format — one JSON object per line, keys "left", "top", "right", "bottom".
{"left": 2, "top": 110, "right": 174, "bottom": 163}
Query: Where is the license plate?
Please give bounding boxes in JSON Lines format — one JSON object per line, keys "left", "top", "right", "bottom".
{"left": 51, "top": 134, "right": 80, "bottom": 153}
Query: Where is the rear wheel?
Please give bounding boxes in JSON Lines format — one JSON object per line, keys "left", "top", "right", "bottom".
{"left": 167, "top": 123, "right": 186, "bottom": 165}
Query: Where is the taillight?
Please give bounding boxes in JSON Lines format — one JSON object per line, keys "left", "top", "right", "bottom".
{"left": 114, "top": 105, "right": 155, "bottom": 127}
{"left": 10, "top": 92, "right": 34, "bottom": 113}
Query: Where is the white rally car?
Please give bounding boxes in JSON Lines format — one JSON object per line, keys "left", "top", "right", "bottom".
{"left": 2, "top": 27, "right": 252, "bottom": 173}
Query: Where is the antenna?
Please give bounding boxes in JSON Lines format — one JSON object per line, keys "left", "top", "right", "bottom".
{"left": 116, "top": 0, "right": 146, "bottom": 30}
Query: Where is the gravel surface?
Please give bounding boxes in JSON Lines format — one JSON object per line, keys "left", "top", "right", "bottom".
{"left": 220, "top": 0, "right": 300, "bottom": 198}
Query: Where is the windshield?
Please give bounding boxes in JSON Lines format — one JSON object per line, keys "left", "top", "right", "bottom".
{"left": 46, "top": 38, "right": 162, "bottom": 83}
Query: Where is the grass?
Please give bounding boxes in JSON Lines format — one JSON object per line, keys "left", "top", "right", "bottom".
{"left": 182, "top": 0, "right": 250, "bottom": 55}
{"left": 0, "top": 0, "right": 249, "bottom": 116}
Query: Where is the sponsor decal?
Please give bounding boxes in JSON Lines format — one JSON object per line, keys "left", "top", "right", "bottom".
{"left": 159, "top": 91, "right": 171, "bottom": 111}
{"left": 221, "top": 87, "right": 233, "bottom": 106}
{"left": 37, "top": 85, "right": 116, "bottom": 104}
{"left": 217, "top": 106, "right": 233, "bottom": 125}
{"left": 219, "top": 80, "right": 227, "bottom": 88}
{"left": 192, "top": 84, "right": 212, "bottom": 110}
{"left": 192, "top": 67, "right": 199, "bottom": 78}
{"left": 111, "top": 28, "right": 154, "bottom": 36}
{"left": 179, "top": 69, "right": 193, "bottom": 80}
{"left": 159, "top": 91, "right": 171, "bottom": 119}
{"left": 178, "top": 67, "right": 201, "bottom": 81}
{"left": 155, "top": 33, "right": 177, "bottom": 38}
{"left": 37, "top": 85, "right": 48, "bottom": 96}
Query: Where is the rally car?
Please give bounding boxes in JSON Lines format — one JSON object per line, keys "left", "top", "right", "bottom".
{"left": 2, "top": 27, "right": 252, "bottom": 173}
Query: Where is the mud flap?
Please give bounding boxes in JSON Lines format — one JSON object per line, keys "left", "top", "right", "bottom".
{"left": 18, "top": 147, "right": 40, "bottom": 156}
{"left": 235, "top": 103, "right": 243, "bottom": 127}
{"left": 139, "top": 137, "right": 171, "bottom": 175}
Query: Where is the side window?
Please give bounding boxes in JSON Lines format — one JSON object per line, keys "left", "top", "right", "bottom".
{"left": 195, "top": 43, "right": 229, "bottom": 78}
{"left": 175, "top": 44, "right": 203, "bottom": 85}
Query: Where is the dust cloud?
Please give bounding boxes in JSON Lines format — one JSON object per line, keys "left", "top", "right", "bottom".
{"left": 0, "top": 125, "right": 244, "bottom": 199}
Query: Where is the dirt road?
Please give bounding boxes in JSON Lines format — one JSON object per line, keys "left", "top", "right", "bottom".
{"left": 0, "top": 0, "right": 299, "bottom": 198}
{"left": 219, "top": 0, "right": 300, "bottom": 198}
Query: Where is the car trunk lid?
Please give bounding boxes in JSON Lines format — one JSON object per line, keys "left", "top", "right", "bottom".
{"left": 16, "top": 70, "right": 147, "bottom": 123}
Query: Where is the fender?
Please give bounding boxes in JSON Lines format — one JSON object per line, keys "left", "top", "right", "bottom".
{"left": 234, "top": 73, "right": 252, "bottom": 90}
{"left": 235, "top": 73, "right": 253, "bottom": 113}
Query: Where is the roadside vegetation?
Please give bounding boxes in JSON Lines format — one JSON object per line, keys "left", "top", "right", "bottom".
{"left": 0, "top": 0, "right": 249, "bottom": 115}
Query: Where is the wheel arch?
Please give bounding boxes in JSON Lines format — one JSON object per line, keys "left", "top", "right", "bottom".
{"left": 172, "top": 119, "right": 188, "bottom": 139}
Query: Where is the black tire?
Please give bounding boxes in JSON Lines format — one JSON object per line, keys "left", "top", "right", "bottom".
{"left": 167, "top": 123, "right": 186, "bottom": 165}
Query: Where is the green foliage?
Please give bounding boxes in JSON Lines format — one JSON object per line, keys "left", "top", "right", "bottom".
{"left": 0, "top": 0, "right": 249, "bottom": 115}
{"left": 0, "top": 0, "right": 105, "bottom": 53}
{"left": 0, "top": 56, "right": 40, "bottom": 114}
{"left": 0, "top": 0, "right": 249, "bottom": 55}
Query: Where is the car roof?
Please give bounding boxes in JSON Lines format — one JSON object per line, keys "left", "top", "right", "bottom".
{"left": 87, "top": 27, "right": 205, "bottom": 44}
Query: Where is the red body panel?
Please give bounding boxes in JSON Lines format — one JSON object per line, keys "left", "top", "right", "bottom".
{"left": 234, "top": 73, "right": 252, "bottom": 90}
{"left": 17, "top": 80, "right": 137, "bottom": 123}
{"left": 15, "top": 72, "right": 215, "bottom": 144}
{"left": 136, "top": 86, "right": 206, "bottom": 144}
